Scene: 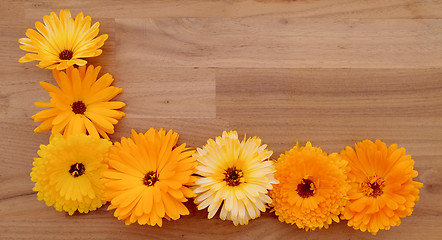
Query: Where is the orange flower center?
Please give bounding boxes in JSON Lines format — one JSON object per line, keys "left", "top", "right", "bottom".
{"left": 143, "top": 171, "right": 158, "bottom": 186}
{"left": 69, "top": 163, "right": 85, "bottom": 177}
{"left": 59, "top": 49, "right": 73, "bottom": 60}
{"left": 297, "top": 178, "right": 316, "bottom": 198}
{"left": 361, "top": 175, "right": 385, "bottom": 198}
{"left": 72, "top": 101, "right": 87, "bottom": 114}
{"left": 224, "top": 167, "right": 243, "bottom": 187}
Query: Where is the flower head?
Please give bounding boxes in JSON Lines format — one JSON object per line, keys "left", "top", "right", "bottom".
{"left": 32, "top": 65, "right": 125, "bottom": 140}
{"left": 19, "top": 9, "right": 108, "bottom": 70}
{"left": 101, "top": 129, "right": 197, "bottom": 227}
{"left": 30, "top": 134, "right": 111, "bottom": 215}
{"left": 270, "top": 142, "right": 350, "bottom": 231}
{"left": 340, "top": 140, "right": 423, "bottom": 235}
{"left": 193, "top": 131, "right": 277, "bottom": 226}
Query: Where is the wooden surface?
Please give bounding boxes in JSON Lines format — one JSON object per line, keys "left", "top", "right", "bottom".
{"left": 1, "top": 0, "right": 441, "bottom": 239}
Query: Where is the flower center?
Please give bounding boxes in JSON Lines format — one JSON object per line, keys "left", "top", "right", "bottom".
{"left": 297, "top": 178, "right": 316, "bottom": 198}
{"left": 143, "top": 171, "right": 158, "bottom": 187}
{"left": 224, "top": 167, "right": 243, "bottom": 187}
{"left": 59, "top": 50, "right": 73, "bottom": 60}
{"left": 69, "top": 163, "right": 85, "bottom": 177}
{"left": 361, "top": 175, "right": 385, "bottom": 198}
{"left": 72, "top": 101, "right": 87, "bottom": 114}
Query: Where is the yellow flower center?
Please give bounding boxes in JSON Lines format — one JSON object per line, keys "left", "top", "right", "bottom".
{"left": 143, "top": 171, "right": 158, "bottom": 186}
{"left": 361, "top": 175, "right": 385, "bottom": 198}
{"left": 69, "top": 163, "right": 85, "bottom": 177}
{"left": 224, "top": 167, "right": 243, "bottom": 187}
{"left": 297, "top": 178, "right": 316, "bottom": 198}
{"left": 59, "top": 49, "right": 73, "bottom": 60}
{"left": 72, "top": 101, "right": 87, "bottom": 114}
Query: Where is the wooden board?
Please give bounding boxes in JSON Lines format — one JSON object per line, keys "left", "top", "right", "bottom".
{"left": 1, "top": 0, "right": 441, "bottom": 239}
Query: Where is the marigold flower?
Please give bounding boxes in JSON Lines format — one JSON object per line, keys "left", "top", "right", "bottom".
{"left": 340, "top": 140, "right": 423, "bottom": 235}
{"left": 30, "top": 134, "right": 111, "bottom": 215}
{"left": 19, "top": 9, "right": 108, "bottom": 70}
{"left": 270, "top": 142, "right": 350, "bottom": 231}
{"left": 193, "top": 131, "right": 277, "bottom": 225}
{"left": 102, "top": 129, "right": 197, "bottom": 227}
{"left": 32, "top": 65, "right": 125, "bottom": 140}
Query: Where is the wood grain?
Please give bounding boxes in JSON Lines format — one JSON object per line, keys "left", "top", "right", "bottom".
{"left": 115, "top": 18, "right": 442, "bottom": 68}
{"left": 1, "top": 0, "right": 441, "bottom": 239}
{"left": 18, "top": 0, "right": 442, "bottom": 19}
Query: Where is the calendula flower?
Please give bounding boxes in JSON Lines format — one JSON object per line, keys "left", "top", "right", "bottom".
{"left": 340, "top": 140, "right": 423, "bottom": 235}
{"left": 19, "top": 9, "right": 108, "bottom": 70}
{"left": 32, "top": 65, "right": 125, "bottom": 140}
{"left": 193, "top": 131, "right": 277, "bottom": 226}
{"left": 270, "top": 142, "right": 350, "bottom": 231}
{"left": 30, "top": 134, "right": 111, "bottom": 215}
{"left": 102, "top": 129, "right": 197, "bottom": 227}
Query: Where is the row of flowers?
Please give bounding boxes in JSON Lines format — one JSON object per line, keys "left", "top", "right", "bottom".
{"left": 20, "top": 10, "right": 422, "bottom": 235}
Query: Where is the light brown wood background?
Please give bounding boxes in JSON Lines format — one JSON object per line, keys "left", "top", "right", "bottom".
{"left": 1, "top": 0, "right": 441, "bottom": 239}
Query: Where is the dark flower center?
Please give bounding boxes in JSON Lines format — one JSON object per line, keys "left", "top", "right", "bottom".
{"left": 59, "top": 50, "right": 73, "bottom": 60}
{"left": 143, "top": 171, "right": 158, "bottom": 186}
{"left": 361, "top": 176, "right": 384, "bottom": 198}
{"left": 224, "top": 167, "right": 243, "bottom": 187}
{"left": 69, "top": 163, "right": 85, "bottom": 177}
{"left": 297, "top": 178, "right": 316, "bottom": 198}
{"left": 72, "top": 101, "right": 87, "bottom": 114}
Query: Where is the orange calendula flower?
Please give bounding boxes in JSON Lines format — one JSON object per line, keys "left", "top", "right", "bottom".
{"left": 32, "top": 65, "right": 125, "bottom": 140}
{"left": 340, "top": 140, "right": 423, "bottom": 235}
{"left": 101, "top": 129, "right": 197, "bottom": 227}
{"left": 19, "top": 9, "right": 108, "bottom": 70}
{"left": 270, "top": 142, "right": 350, "bottom": 231}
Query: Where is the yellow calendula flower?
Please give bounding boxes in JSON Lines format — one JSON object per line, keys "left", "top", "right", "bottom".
{"left": 19, "top": 9, "right": 108, "bottom": 70}
{"left": 193, "top": 131, "right": 277, "bottom": 226}
{"left": 270, "top": 142, "right": 350, "bottom": 231}
{"left": 340, "top": 140, "right": 423, "bottom": 235}
{"left": 32, "top": 65, "right": 125, "bottom": 140}
{"left": 30, "top": 134, "right": 111, "bottom": 215}
{"left": 102, "top": 129, "right": 197, "bottom": 227}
